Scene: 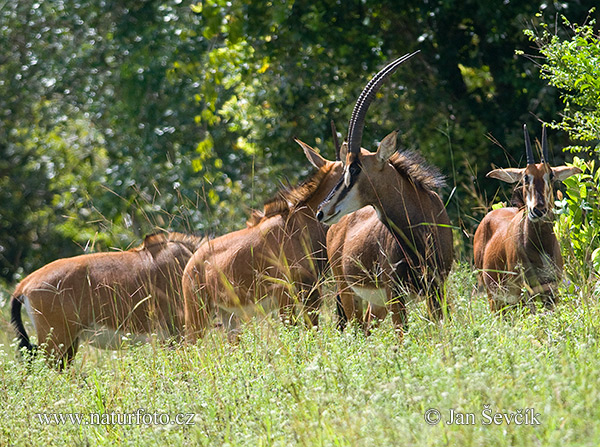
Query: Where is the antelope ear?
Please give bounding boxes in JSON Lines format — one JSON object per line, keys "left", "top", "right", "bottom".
{"left": 295, "top": 138, "right": 328, "bottom": 169}
{"left": 339, "top": 142, "right": 349, "bottom": 166}
{"left": 375, "top": 131, "right": 398, "bottom": 168}
{"left": 486, "top": 168, "right": 524, "bottom": 183}
{"left": 552, "top": 165, "right": 582, "bottom": 182}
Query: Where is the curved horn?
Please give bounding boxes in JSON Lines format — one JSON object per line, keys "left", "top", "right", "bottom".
{"left": 541, "top": 124, "right": 549, "bottom": 163}
{"left": 523, "top": 124, "right": 534, "bottom": 166}
{"left": 331, "top": 120, "right": 341, "bottom": 161}
{"left": 347, "top": 51, "right": 420, "bottom": 156}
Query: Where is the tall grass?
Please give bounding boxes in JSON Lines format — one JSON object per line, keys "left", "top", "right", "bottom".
{"left": 1, "top": 263, "right": 599, "bottom": 446}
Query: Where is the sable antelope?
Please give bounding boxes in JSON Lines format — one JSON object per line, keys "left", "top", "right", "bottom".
{"left": 473, "top": 125, "right": 581, "bottom": 311}
{"left": 323, "top": 121, "right": 388, "bottom": 331}
{"left": 10, "top": 232, "right": 204, "bottom": 367}
{"left": 317, "top": 53, "right": 454, "bottom": 333}
{"left": 182, "top": 142, "right": 344, "bottom": 341}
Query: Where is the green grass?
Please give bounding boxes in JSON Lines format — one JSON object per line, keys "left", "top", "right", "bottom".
{"left": 1, "top": 263, "right": 599, "bottom": 446}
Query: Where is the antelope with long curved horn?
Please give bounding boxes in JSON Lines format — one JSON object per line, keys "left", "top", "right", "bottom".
{"left": 317, "top": 53, "right": 454, "bottom": 334}
{"left": 323, "top": 120, "right": 386, "bottom": 332}
{"left": 473, "top": 124, "right": 581, "bottom": 311}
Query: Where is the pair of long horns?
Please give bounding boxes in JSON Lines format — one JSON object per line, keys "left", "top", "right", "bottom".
{"left": 523, "top": 124, "right": 550, "bottom": 165}
{"left": 346, "top": 51, "right": 420, "bottom": 157}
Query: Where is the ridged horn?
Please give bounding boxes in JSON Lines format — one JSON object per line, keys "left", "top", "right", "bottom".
{"left": 347, "top": 51, "right": 419, "bottom": 156}
{"left": 523, "top": 124, "right": 534, "bottom": 166}
{"left": 541, "top": 124, "right": 549, "bottom": 163}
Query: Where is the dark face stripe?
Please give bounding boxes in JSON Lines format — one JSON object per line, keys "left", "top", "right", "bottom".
{"left": 524, "top": 170, "right": 552, "bottom": 218}
{"left": 320, "top": 160, "right": 361, "bottom": 208}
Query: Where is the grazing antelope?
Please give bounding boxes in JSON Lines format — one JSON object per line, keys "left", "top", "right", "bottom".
{"left": 473, "top": 125, "right": 581, "bottom": 311}
{"left": 10, "top": 232, "right": 204, "bottom": 367}
{"left": 317, "top": 53, "right": 454, "bottom": 334}
{"left": 182, "top": 142, "right": 344, "bottom": 341}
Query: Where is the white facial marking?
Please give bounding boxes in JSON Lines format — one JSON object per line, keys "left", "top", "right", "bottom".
{"left": 525, "top": 170, "right": 552, "bottom": 220}
{"left": 324, "top": 186, "right": 363, "bottom": 224}
{"left": 344, "top": 168, "right": 351, "bottom": 187}
{"left": 526, "top": 187, "right": 535, "bottom": 212}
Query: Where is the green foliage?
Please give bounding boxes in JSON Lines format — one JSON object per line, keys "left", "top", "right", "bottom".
{"left": 524, "top": 10, "right": 600, "bottom": 285}
{"left": 1, "top": 1, "right": 598, "bottom": 284}
{"left": 555, "top": 157, "right": 600, "bottom": 283}
{"left": 0, "top": 102, "right": 123, "bottom": 282}
{"left": 524, "top": 10, "right": 600, "bottom": 144}
{"left": 0, "top": 0, "right": 254, "bottom": 283}
{"left": 189, "top": 0, "right": 595, "bottom": 244}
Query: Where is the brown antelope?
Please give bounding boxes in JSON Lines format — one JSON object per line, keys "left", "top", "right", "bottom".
{"left": 322, "top": 121, "right": 389, "bottom": 331}
{"left": 182, "top": 142, "right": 344, "bottom": 341}
{"left": 10, "top": 232, "right": 204, "bottom": 367}
{"left": 473, "top": 125, "right": 581, "bottom": 311}
{"left": 328, "top": 206, "right": 405, "bottom": 331}
{"left": 317, "top": 53, "right": 454, "bottom": 334}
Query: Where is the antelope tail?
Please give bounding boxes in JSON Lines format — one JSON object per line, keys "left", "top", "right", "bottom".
{"left": 10, "top": 295, "right": 36, "bottom": 354}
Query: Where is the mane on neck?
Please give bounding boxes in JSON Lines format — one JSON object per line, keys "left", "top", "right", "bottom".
{"left": 388, "top": 150, "right": 446, "bottom": 190}
{"left": 246, "top": 164, "right": 335, "bottom": 227}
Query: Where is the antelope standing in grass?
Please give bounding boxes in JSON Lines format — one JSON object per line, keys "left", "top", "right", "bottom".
{"left": 474, "top": 125, "right": 581, "bottom": 311}
{"left": 322, "top": 122, "right": 391, "bottom": 331}
{"left": 317, "top": 53, "right": 454, "bottom": 334}
{"left": 10, "top": 232, "right": 204, "bottom": 367}
{"left": 182, "top": 143, "right": 344, "bottom": 341}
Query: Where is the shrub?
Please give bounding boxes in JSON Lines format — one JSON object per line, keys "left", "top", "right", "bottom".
{"left": 555, "top": 157, "right": 600, "bottom": 284}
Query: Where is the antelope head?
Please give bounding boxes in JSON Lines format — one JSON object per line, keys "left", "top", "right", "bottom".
{"left": 292, "top": 132, "right": 345, "bottom": 209}
{"left": 487, "top": 125, "right": 581, "bottom": 222}
{"left": 316, "top": 52, "right": 418, "bottom": 224}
